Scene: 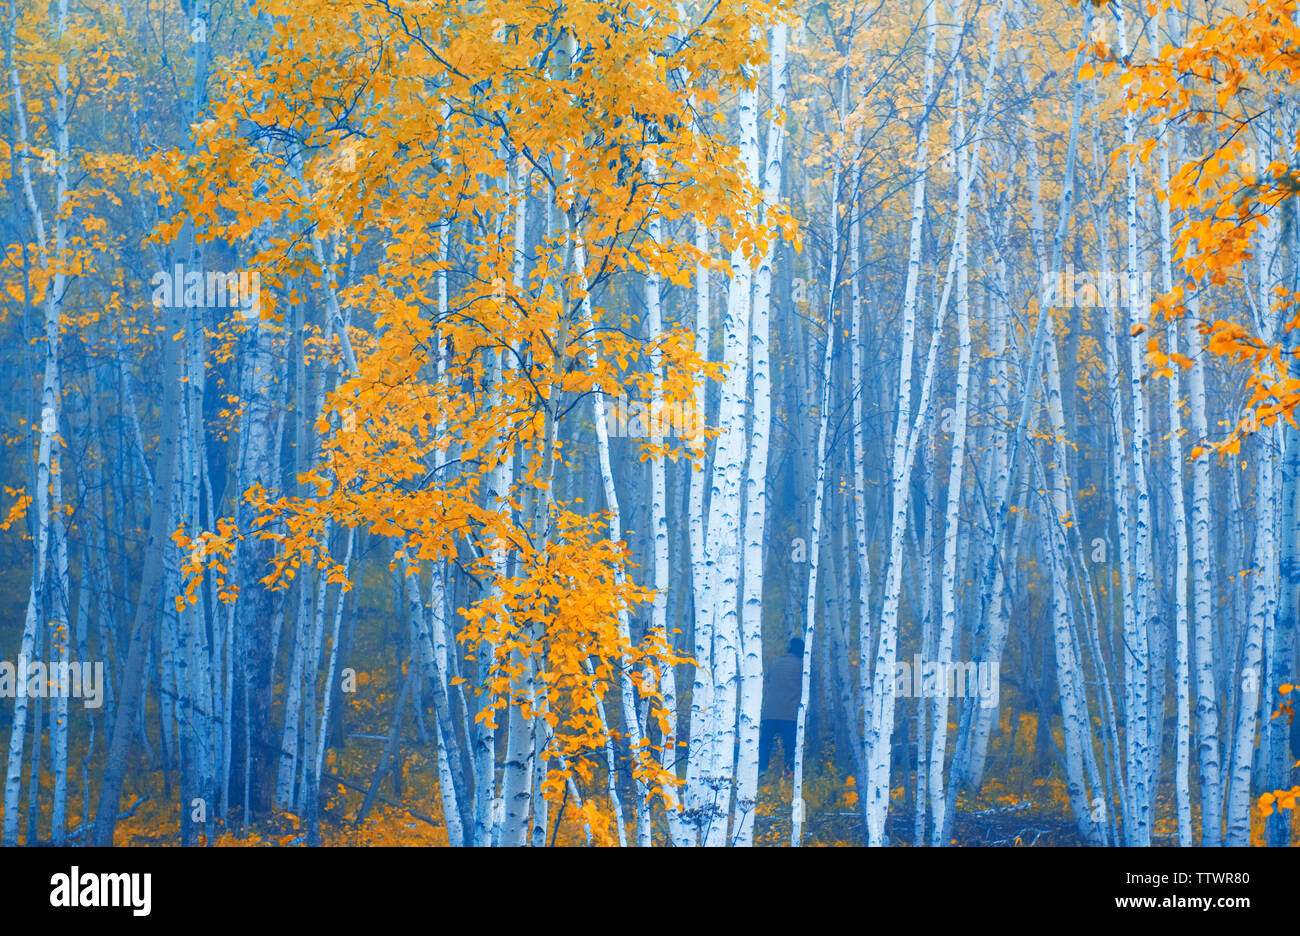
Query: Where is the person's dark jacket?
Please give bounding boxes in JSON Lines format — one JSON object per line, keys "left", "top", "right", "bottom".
{"left": 763, "top": 652, "right": 803, "bottom": 722}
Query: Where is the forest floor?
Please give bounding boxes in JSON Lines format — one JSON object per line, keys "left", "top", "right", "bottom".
{"left": 748, "top": 765, "right": 1087, "bottom": 846}
{"left": 27, "top": 727, "right": 1281, "bottom": 845}
{"left": 748, "top": 800, "right": 1083, "bottom": 846}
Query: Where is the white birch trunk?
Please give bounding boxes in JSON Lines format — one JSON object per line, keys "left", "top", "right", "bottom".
{"left": 3, "top": 0, "right": 68, "bottom": 842}
{"left": 791, "top": 160, "right": 840, "bottom": 847}
{"left": 734, "top": 19, "right": 787, "bottom": 848}
{"left": 571, "top": 223, "right": 648, "bottom": 845}
{"left": 1116, "top": 0, "right": 1157, "bottom": 844}
{"left": 864, "top": 0, "right": 937, "bottom": 846}
{"left": 499, "top": 159, "right": 535, "bottom": 847}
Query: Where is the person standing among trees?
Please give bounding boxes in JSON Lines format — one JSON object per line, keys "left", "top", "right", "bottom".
{"left": 760, "top": 639, "right": 804, "bottom": 773}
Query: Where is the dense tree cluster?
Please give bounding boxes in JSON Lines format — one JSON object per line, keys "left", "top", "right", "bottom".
{"left": 1, "top": 0, "right": 1298, "bottom": 847}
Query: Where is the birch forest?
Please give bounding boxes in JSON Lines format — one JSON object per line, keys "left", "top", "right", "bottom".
{"left": 1, "top": 0, "right": 1299, "bottom": 849}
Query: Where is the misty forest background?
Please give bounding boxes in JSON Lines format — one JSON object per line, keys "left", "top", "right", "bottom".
{"left": 1, "top": 0, "right": 1300, "bottom": 847}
